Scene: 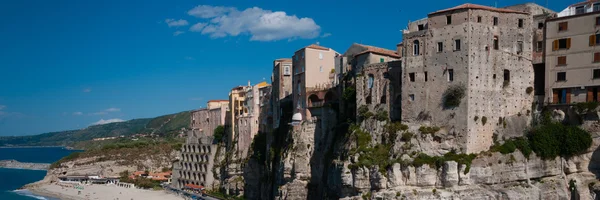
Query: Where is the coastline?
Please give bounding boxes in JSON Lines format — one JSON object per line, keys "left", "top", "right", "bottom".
{"left": 0, "top": 160, "right": 50, "bottom": 171}
{"left": 25, "top": 183, "right": 184, "bottom": 200}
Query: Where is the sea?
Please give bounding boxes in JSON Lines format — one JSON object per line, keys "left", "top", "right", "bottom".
{"left": 0, "top": 147, "right": 80, "bottom": 200}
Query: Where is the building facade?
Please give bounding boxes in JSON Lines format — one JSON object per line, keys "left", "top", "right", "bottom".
{"left": 172, "top": 100, "right": 228, "bottom": 190}
{"left": 402, "top": 4, "right": 534, "bottom": 153}
{"left": 227, "top": 86, "right": 248, "bottom": 148}
{"left": 545, "top": 1, "right": 600, "bottom": 104}
{"left": 237, "top": 81, "right": 270, "bottom": 157}
{"left": 292, "top": 44, "right": 338, "bottom": 121}
{"left": 271, "top": 58, "right": 292, "bottom": 129}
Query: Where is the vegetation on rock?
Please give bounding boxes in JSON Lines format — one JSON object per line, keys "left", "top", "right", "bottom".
{"left": 443, "top": 84, "right": 466, "bottom": 108}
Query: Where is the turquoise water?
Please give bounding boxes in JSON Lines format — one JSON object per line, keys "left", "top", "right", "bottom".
{"left": 0, "top": 147, "right": 78, "bottom": 200}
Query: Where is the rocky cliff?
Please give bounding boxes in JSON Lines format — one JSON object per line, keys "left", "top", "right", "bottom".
{"left": 232, "top": 105, "right": 600, "bottom": 200}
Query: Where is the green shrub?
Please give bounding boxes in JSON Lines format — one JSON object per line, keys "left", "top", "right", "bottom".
{"left": 482, "top": 116, "right": 488, "bottom": 125}
{"left": 526, "top": 86, "right": 534, "bottom": 94}
{"left": 401, "top": 132, "right": 414, "bottom": 142}
{"left": 529, "top": 123, "right": 592, "bottom": 159}
{"left": 419, "top": 126, "right": 440, "bottom": 135}
{"left": 492, "top": 140, "right": 516, "bottom": 154}
{"left": 375, "top": 110, "right": 388, "bottom": 121}
{"left": 573, "top": 102, "right": 600, "bottom": 114}
{"left": 443, "top": 84, "right": 466, "bottom": 108}
{"left": 213, "top": 125, "right": 225, "bottom": 143}
{"left": 358, "top": 105, "right": 373, "bottom": 119}
{"left": 385, "top": 122, "right": 408, "bottom": 134}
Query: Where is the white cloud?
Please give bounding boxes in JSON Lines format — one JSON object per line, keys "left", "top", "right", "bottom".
{"left": 83, "top": 88, "right": 91, "bottom": 93}
{"left": 188, "top": 5, "right": 234, "bottom": 18}
{"left": 321, "top": 33, "right": 331, "bottom": 38}
{"left": 173, "top": 31, "right": 185, "bottom": 36}
{"left": 186, "top": 5, "right": 321, "bottom": 41}
{"left": 91, "top": 118, "right": 125, "bottom": 125}
{"left": 165, "top": 19, "right": 189, "bottom": 27}
{"left": 189, "top": 22, "right": 207, "bottom": 32}
{"left": 105, "top": 108, "right": 120, "bottom": 112}
{"left": 73, "top": 112, "right": 83, "bottom": 116}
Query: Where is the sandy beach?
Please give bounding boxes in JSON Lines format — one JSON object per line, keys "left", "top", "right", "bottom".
{"left": 28, "top": 183, "right": 185, "bottom": 200}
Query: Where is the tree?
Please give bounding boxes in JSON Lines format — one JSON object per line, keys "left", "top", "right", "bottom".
{"left": 213, "top": 125, "right": 225, "bottom": 143}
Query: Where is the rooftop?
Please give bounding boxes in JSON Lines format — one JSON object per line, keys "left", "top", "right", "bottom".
{"left": 296, "top": 44, "right": 330, "bottom": 53}
{"left": 354, "top": 44, "right": 400, "bottom": 58}
{"left": 429, "top": 3, "right": 528, "bottom": 16}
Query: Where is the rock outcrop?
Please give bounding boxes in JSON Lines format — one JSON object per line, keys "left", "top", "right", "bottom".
{"left": 0, "top": 160, "right": 50, "bottom": 170}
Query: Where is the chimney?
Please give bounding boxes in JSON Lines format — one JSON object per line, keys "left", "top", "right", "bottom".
{"left": 396, "top": 42, "right": 404, "bottom": 57}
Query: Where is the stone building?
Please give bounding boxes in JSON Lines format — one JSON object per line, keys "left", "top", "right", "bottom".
{"left": 504, "top": 3, "right": 556, "bottom": 102}
{"left": 356, "top": 61, "right": 402, "bottom": 121}
{"left": 402, "top": 3, "right": 534, "bottom": 153}
{"left": 271, "top": 58, "right": 292, "bottom": 129}
{"left": 171, "top": 100, "right": 228, "bottom": 190}
{"left": 544, "top": 0, "right": 600, "bottom": 104}
{"left": 292, "top": 44, "right": 339, "bottom": 121}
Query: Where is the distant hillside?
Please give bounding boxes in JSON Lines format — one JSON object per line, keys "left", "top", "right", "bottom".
{"left": 0, "top": 111, "right": 190, "bottom": 147}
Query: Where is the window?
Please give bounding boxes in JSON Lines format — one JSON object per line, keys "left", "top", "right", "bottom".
{"left": 554, "top": 38, "right": 569, "bottom": 50}
{"left": 424, "top": 71, "right": 428, "bottom": 82}
{"left": 596, "top": 17, "right": 600, "bottom": 26}
{"left": 493, "top": 17, "right": 498, "bottom": 26}
{"left": 557, "top": 56, "right": 567, "bottom": 66}
{"left": 446, "top": 15, "right": 452, "bottom": 25}
{"left": 448, "top": 69, "right": 454, "bottom": 82}
{"left": 504, "top": 69, "right": 510, "bottom": 82}
{"left": 595, "top": 3, "right": 600, "bottom": 12}
{"left": 576, "top": 6, "right": 585, "bottom": 14}
{"left": 595, "top": 52, "right": 600, "bottom": 63}
{"left": 597, "top": 34, "right": 600, "bottom": 45}
{"left": 368, "top": 74, "right": 374, "bottom": 88}
{"left": 413, "top": 40, "right": 420, "bottom": 55}
{"left": 493, "top": 36, "right": 499, "bottom": 50}
{"left": 517, "top": 41, "right": 523, "bottom": 54}
{"left": 558, "top": 22, "right": 568, "bottom": 31}
{"left": 437, "top": 42, "right": 443, "bottom": 52}
{"left": 319, "top": 66, "right": 323, "bottom": 72}
{"left": 284, "top": 65, "right": 291, "bottom": 75}
{"left": 418, "top": 24, "right": 425, "bottom": 31}
{"left": 557, "top": 72, "right": 566, "bottom": 82}
{"left": 594, "top": 69, "right": 600, "bottom": 79}
{"left": 409, "top": 73, "right": 415, "bottom": 82}
{"left": 409, "top": 94, "right": 415, "bottom": 101}
{"left": 319, "top": 52, "right": 323, "bottom": 60}
{"left": 493, "top": 74, "right": 496, "bottom": 79}
{"left": 518, "top": 19, "right": 524, "bottom": 28}
{"left": 454, "top": 39, "right": 461, "bottom": 51}
{"left": 538, "top": 22, "right": 544, "bottom": 29}
{"left": 477, "top": 16, "right": 482, "bottom": 23}
{"left": 537, "top": 41, "right": 543, "bottom": 52}
{"left": 591, "top": 34, "right": 599, "bottom": 46}
{"left": 380, "top": 58, "right": 384, "bottom": 63}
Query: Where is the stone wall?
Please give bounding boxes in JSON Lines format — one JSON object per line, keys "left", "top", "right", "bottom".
{"left": 402, "top": 9, "right": 534, "bottom": 153}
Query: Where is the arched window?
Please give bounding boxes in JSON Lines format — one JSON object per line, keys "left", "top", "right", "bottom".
{"left": 413, "top": 40, "right": 420, "bottom": 55}
{"left": 367, "top": 74, "right": 374, "bottom": 89}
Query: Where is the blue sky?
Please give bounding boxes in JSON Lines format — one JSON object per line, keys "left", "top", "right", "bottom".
{"left": 0, "top": 0, "right": 569, "bottom": 136}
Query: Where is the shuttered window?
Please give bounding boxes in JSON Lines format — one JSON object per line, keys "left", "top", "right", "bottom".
{"left": 558, "top": 56, "right": 567, "bottom": 66}
{"left": 558, "top": 22, "right": 568, "bottom": 31}
{"left": 594, "top": 69, "right": 600, "bottom": 79}
{"left": 554, "top": 38, "right": 570, "bottom": 50}
{"left": 595, "top": 52, "right": 600, "bottom": 63}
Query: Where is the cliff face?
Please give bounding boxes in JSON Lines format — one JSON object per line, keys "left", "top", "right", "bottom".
{"left": 27, "top": 143, "right": 176, "bottom": 188}
{"left": 236, "top": 107, "right": 600, "bottom": 200}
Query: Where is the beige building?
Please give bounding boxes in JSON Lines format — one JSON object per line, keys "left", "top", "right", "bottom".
{"left": 292, "top": 44, "right": 339, "bottom": 121}
{"left": 190, "top": 100, "right": 229, "bottom": 137}
{"left": 227, "top": 85, "right": 248, "bottom": 148}
{"left": 402, "top": 3, "right": 534, "bottom": 153}
{"left": 237, "top": 81, "right": 270, "bottom": 157}
{"left": 271, "top": 58, "right": 292, "bottom": 128}
{"left": 545, "top": 0, "right": 600, "bottom": 104}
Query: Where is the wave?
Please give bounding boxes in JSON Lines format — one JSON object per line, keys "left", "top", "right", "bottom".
{"left": 12, "top": 189, "right": 51, "bottom": 200}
